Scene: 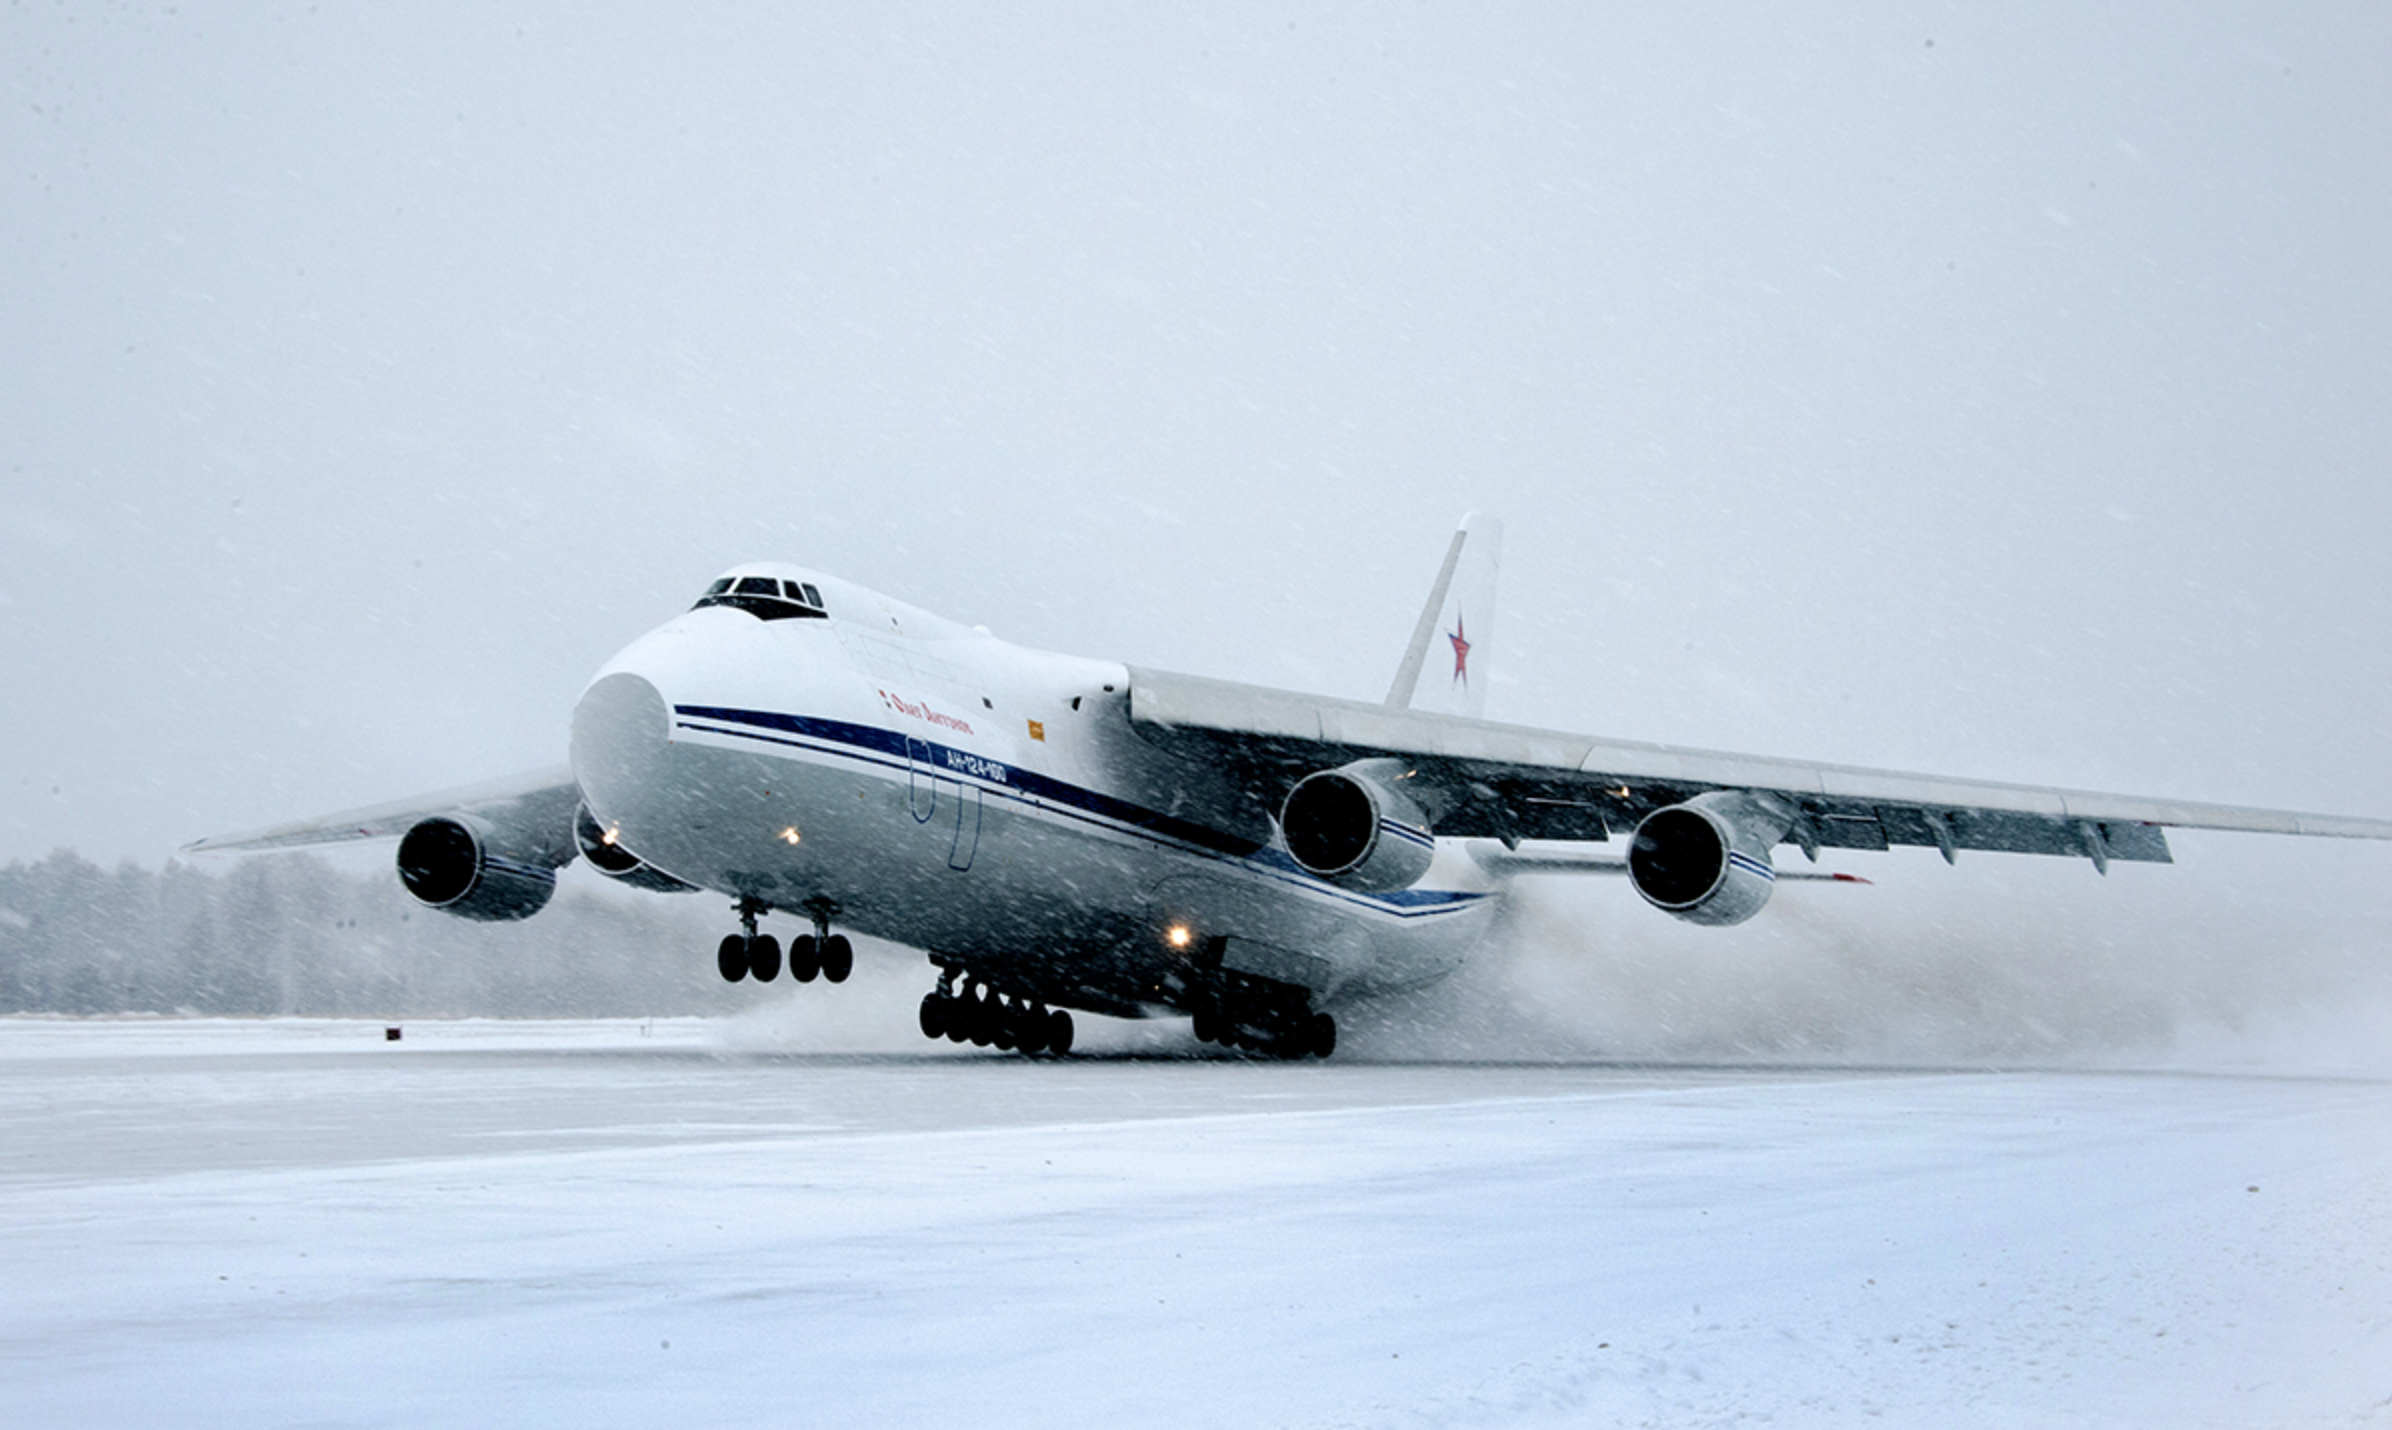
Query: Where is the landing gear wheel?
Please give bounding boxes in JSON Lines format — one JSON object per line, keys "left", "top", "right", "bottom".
{"left": 919, "top": 992, "right": 948, "bottom": 1040}
{"left": 1192, "top": 1008, "right": 1220, "bottom": 1045}
{"left": 747, "top": 934, "right": 782, "bottom": 983}
{"left": 717, "top": 935, "right": 749, "bottom": 983}
{"left": 820, "top": 934, "right": 854, "bottom": 984}
{"left": 1308, "top": 1012, "right": 1337, "bottom": 1059}
{"left": 788, "top": 934, "right": 820, "bottom": 983}
{"left": 1046, "top": 1009, "right": 1075, "bottom": 1056}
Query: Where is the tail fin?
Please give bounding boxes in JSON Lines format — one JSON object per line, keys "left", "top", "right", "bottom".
{"left": 1385, "top": 512, "right": 1503, "bottom": 719}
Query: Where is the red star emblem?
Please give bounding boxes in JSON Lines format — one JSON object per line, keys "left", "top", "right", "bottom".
{"left": 1447, "top": 613, "right": 1472, "bottom": 688}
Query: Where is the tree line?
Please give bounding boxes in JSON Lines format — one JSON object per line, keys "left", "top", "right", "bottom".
{"left": 0, "top": 850, "right": 751, "bottom": 1017}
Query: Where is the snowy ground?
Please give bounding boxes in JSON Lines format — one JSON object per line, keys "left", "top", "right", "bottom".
{"left": 2, "top": 1018, "right": 2389, "bottom": 1429}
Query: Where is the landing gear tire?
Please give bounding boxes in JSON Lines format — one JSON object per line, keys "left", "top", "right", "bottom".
{"left": 717, "top": 935, "right": 749, "bottom": 983}
{"left": 748, "top": 933, "right": 782, "bottom": 983}
{"left": 820, "top": 934, "right": 854, "bottom": 984}
{"left": 920, "top": 971, "right": 1076, "bottom": 1058}
{"left": 788, "top": 934, "right": 820, "bottom": 983}
{"left": 1014, "top": 1004, "right": 1050, "bottom": 1056}
{"left": 1191, "top": 996, "right": 1334, "bottom": 1059}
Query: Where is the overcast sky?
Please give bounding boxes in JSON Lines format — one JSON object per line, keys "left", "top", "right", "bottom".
{"left": 5, "top": 4, "right": 2388, "bottom": 878}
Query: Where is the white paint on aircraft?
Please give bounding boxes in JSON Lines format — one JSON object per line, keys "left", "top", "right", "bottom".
{"left": 188, "top": 519, "right": 2392, "bottom": 1057}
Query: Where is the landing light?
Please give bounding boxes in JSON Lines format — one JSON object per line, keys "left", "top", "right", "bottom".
{"left": 1166, "top": 924, "right": 1193, "bottom": 949}
{"left": 779, "top": 827, "right": 802, "bottom": 846}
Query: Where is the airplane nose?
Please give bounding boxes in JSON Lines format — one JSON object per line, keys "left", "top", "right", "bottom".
{"left": 571, "top": 672, "right": 672, "bottom": 819}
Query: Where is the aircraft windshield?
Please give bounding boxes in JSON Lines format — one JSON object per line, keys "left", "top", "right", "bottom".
{"left": 692, "top": 577, "right": 828, "bottom": 621}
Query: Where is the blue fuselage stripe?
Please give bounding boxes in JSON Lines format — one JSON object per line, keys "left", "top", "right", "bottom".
{"left": 674, "top": 704, "right": 1260, "bottom": 858}
{"left": 672, "top": 704, "right": 1489, "bottom": 919}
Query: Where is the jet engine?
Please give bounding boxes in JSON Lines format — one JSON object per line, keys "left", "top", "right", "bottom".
{"left": 1279, "top": 760, "right": 1437, "bottom": 892}
{"left": 396, "top": 814, "right": 561, "bottom": 922}
{"left": 1627, "top": 791, "right": 1796, "bottom": 927}
{"left": 573, "top": 802, "right": 696, "bottom": 893}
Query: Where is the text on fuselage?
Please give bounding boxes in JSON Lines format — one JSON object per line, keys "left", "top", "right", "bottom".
{"left": 877, "top": 688, "right": 975, "bottom": 736}
{"left": 941, "top": 749, "right": 1009, "bottom": 784}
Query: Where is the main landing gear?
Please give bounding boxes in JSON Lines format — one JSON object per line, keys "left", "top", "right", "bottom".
{"left": 717, "top": 897, "right": 853, "bottom": 985}
{"left": 1191, "top": 981, "right": 1337, "bottom": 1060}
{"left": 918, "top": 968, "right": 1074, "bottom": 1056}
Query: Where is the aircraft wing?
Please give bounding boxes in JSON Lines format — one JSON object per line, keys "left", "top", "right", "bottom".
{"left": 1462, "top": 841, "right": 1872, "bottom": 881}
{"left": 1124, "top": 668, "right": 2392, "bottom": 866}
{"left": 183, "top": 765, "right": 581, "bottom": 854}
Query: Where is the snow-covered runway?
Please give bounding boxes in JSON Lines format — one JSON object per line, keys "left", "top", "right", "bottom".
{"left": 3, "top": 1019, "right": 2387, "bottom": 1428}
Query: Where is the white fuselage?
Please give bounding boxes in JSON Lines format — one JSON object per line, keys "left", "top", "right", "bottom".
{"left": 567, "top": 564, "right": 1497, "bottom": 1018}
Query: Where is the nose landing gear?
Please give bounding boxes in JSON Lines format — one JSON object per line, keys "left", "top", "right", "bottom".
{"left": 717, "top": 898, "right": 779, "bottom": 983}
{"left": 787, "top": 905, "right": 854, "bottom": 985}
{"left": 716, "top": 897, "right": 852, "bottom": 986}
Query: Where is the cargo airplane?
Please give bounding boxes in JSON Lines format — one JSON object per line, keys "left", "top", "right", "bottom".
{"left": 190, "top": 515, "right": 2392, "bottom": 1057}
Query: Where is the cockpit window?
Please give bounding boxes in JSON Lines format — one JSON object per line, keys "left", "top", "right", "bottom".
{"left": 692, "top": 575, "right": 830, "bottom": 621}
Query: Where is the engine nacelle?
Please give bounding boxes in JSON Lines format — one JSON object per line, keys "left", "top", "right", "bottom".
{"left": 1280, "top": 760, "right": 1437, "bottom": 893}
{"left": 573, "top": 802, "right": 696, "bottom": 893}
{"left": 396, "top": 814, "right": 559, "bottom": 922}
{"left": 1627, "top": 791, "right": 1795, "bottom": 927}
